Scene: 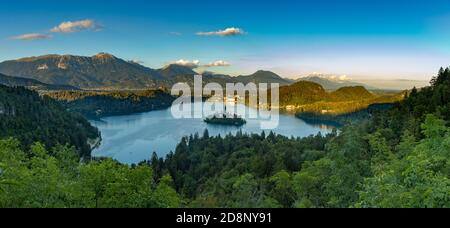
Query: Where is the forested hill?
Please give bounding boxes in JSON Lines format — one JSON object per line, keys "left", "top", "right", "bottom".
{"left": 0, "top": 85, "right": 99, "bottom": 158}
{"left": 369, "top": 66, "right": 450, "bottom": 138}
{"left": 0, "top": 73, "right": 78, "bottom": 91}
{"left": 47, "top": 90, "right": 176, "bottom": 119}
{"left": 279, "top": 81, "right": 396, "bottom": 105}
{"left": 328, "top": 86, "right": 376, "bottom": 101}
{"left": 276, "top": 81, "right": 405, "bottom": 114}
{"left": 278, "top": 81, "right": 328, "bottom": 105}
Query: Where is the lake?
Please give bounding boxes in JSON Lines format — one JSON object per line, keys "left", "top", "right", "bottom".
{"left": 90, "top": 102, "right": 335, "bottom": 164}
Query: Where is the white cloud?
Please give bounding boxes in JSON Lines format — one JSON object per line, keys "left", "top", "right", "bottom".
{"left": 307, "top": 73, "right": 351, "bottom": 81}
{"left": 328, "top": 75, "right": 351, "bottom": 81}
{"left": 171, "top": 59, "right": 201, "bottom": 68}
{"left": 204, "top": 60, "right": 230, "bottom": 67}
{"left": 50, "top": 19, "right": 102, "bottom": 33}
{"left": 12, "top": 33, "right": 51, "bottom": 41}
{"left": 169, "top": 59, "right": 231, "bottom": 68}
{"left": 196, "top": 27, "right": 245, "bottom": 36}
{"left": 129, "top": 59, "right": 144, "bottom": 64}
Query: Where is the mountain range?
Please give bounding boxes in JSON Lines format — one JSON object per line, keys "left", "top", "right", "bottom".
{"left": 0, "top": 53, "right": 423, "bottom": 92}
{"left": 0, "top": 53, "right": 293, "bottom": 89}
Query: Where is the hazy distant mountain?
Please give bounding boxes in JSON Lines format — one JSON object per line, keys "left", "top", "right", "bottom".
{"left": 298, "top": 75, "right": 377, "bottom": 90}
{"left": 0, "top": 53, "right": 163, "bottom": 89}
{"left": 0, "top": 73, "right": 78, "bottom": 90}
{"left": 356, "top": 79, "right": 430, "bottom": 90}
{"left": 158, "top": 64, "right": 198, "bottom": 79}
{"left": 236, "top": 70, "right": 293, "bottom": 86}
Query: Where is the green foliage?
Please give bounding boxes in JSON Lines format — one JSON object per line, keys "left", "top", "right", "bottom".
{"left": 356, "top": 115, "right": 450, "bottom": 208}
{"left": 154, "top": 131, "right": 333, "bottom": 207}
{"left": 269, "top": 171, "right": 295, "bottom": 207}
{"left": 0, "top": 85, "right": 99, "bottom": 157}
{"left": 328, "top": 86, "right": 375, "bottom": 102}
{"left": 0, "top": 139, "right": 181, "bottom": 208}
{"left": 278, "top": 81, "right": 328, "bottom": 106}
{"left": 293, "top": 125, "right": 371, "bottom": 208}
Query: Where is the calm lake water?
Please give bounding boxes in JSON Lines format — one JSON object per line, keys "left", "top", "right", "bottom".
{"left": 90, "top": 102, "right": 335, "bottom": 164}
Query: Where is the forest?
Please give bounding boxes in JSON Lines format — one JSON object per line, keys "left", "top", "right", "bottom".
{"left": 296, "top": 103, "right": 395, "bottom": 126}
{"left": 46, "top": 89, "right": 175, "bottom": 119}
{"left": 274, "top": 81, "right": 406, "bottom": 115}
{"left": 0, "top": 67, "right": 449, "bottom": 208}
{"left": 0, "top": 85, "right": 99, "bottom": 158}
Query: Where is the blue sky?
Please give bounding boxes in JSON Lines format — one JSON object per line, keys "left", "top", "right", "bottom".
{"left": 1, "top": 0, "right": 450, "bottom": 80}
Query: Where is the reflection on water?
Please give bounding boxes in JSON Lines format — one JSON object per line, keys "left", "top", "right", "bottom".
{"left": 91, "top": 102, "right": 336, "bottom": 164}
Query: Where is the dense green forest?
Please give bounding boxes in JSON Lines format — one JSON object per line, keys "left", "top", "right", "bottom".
{"left": 0, "top": 67, "right": 449, "bottom": 208}
{"left": 0, "top": 140, "right": 181, "bottom": 208}
{"left": 46, "top": 90, "right": 175, "bottom": 119}
{"left": 0, "top": 85, "right": 99, "bottom": 158}
{"left": 150, "top": 115, "right": 448, "bottom": 208}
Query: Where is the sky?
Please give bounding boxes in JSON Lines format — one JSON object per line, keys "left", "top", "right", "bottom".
{"left": 1, "top": 0, "right": 450, "bottom": 80}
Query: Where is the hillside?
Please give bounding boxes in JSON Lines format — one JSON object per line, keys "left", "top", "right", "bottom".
{"left": 0, "top": 53, "right": 163, "bottom": 89}
{"left": 277, "top": 81, "right": 405, "bottom": 114}
{"left": 158, "top": 64, "right": 197, "bottom": 79}
{"left": 0, "top": 73, "right": 78, "bottom": 90}
{"left": 278, "top": 81, "right": 328, "bottom": 106}
{"left": 47, "top": 90, "right": 176, "bottom": 118}
{"left": 328, "top": 86, "right": 376, "bottom": 102}
{"left": 0, "top": 85, "right": 99, "bottom": 158}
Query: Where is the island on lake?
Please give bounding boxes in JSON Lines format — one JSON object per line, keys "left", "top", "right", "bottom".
{"left": 204, "top": 113, "right": 247, "bottom": 126}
